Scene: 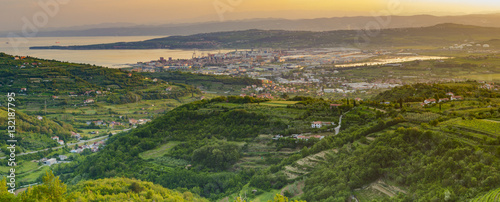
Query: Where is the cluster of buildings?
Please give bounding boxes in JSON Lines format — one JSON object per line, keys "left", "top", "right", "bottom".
{"left": 128, "top": 118, "right": 152, "bottom": 126}
{"left": 129, "top": 48, "right": 373, "bottom": 75}
{"left": 51, "top": 136, "right": 65, "bottom": 145}
{"left": 448, "top": 42, "right": 490, "bottom": 50}
{"left": 38, "top": 155, "right": 69, "bottom": 166}
{"left": 51, "top": 132, "right": 81, "bottom": 145}
{"left": 85, "top": 118, "right": 150, "bottom": 128}
{"left": 421, "top": 92, "right": 463, "bottom": 106}
{"left": 479, "top": 82, "right": 499, "bottom": 91}
{"left": 241, "top": 83, "right": 306, "bottom": 95}
{"left": 70, "top": 140, "right": 106, "bottom": 153}
{"left": 12, "top": 56, "right": 41, "bottom": 68}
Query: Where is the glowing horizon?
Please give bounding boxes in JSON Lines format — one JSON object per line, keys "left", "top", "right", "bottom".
{"left": 0, "top": 0, "right": 499, "bottom": 32}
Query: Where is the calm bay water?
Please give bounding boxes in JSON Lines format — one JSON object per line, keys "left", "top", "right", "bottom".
{"left": 0, "top": 36, "right": 231, "bottom": 68}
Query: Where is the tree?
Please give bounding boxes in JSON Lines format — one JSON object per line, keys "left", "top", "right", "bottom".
{"left": 269, "top": 194, "right": 306, "bottom": 202}
{"left": 0, "top": 178, "right": 16, "bottom": 201}
{"left": 19, "top": 170, "right": 69, "bottom": 201}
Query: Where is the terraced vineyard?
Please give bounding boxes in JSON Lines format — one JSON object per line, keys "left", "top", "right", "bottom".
{"left": 403, "top": 112, "right": 443, "bottom": 123}
{"left": 471, "top": 187, "right": 500, "bottom": 202}
{"left": 441, "top": 118, "right": 500, "bottom": 137}
{"left": 283, "top": 149, "right": 338, "bottom": 180}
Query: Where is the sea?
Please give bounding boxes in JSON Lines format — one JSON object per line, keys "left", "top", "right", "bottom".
{"left": 0, "top": 36, "right": 232, "bottom": 68}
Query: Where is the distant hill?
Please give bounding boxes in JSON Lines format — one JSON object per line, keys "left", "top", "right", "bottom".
{"left": 31, "top": 23, "right": 500, "bottom": 50}
{"left": 0, "top": 52, "right": 147, "bottom": 94}
{"left": 8, "top": 14, "right": 500, "bottom": 37}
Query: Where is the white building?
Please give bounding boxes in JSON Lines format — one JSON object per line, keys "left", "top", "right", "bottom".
{"left": 43, "top": 158, "right": 57, "bottom": 166}
{"left": 311, "top": 121, "right": 323, "bottom": 128}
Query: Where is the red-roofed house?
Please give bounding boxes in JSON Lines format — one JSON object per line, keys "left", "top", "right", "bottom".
{"left": 311, "top": 121, "right": 323, "bottom": 128}
{"left": 424, "top": 99, "right": 436, "bottom": 104}
{"left": 451, "top": 96, "right": 463, "bottom": 101}
{"left": 129, "top": 119, "right": 138, "bottom": 125}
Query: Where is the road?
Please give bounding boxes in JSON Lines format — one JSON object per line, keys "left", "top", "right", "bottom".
{"left": 0, "top": 136, "right": 108, "bottom": 159}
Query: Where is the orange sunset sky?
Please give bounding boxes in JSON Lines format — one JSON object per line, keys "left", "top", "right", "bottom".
{"left": 0, "top": 0, "right": 499, "bottom": 31}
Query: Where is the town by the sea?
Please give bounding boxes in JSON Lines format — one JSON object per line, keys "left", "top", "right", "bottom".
{"left": 0, "top": 36, "right": 229, "bottom": 68}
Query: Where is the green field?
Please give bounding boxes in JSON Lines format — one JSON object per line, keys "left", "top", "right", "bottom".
{"left": 441, "top": 118, "right": 500, "bottom": 136}
{"left": 139, "top": 141, "right": 181, "bottom": 160}
{"left": 259, "top": 101, "right": 299, "bottom": 107}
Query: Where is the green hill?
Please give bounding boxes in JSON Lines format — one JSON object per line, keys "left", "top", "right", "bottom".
{"left": 0, "top": 171, "right": 207, "bottom": 202}
{"left": 28, "top": 80, "right": 497, "bottom": 201}
{"left": 0, "top": 107, "right": 75, "bottom": 152}
{"left": 55, "top": 96, "right": 353, "bottom": 200}
{"left": 0, "top": 53, "right": 146, "bottom": 93}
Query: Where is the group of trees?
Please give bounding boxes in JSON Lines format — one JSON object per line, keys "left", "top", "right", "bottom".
{"left": 302, "top": 126, "right": 500, "bottom": 201}
{"left": 192, "top": 141, "right": 241, "bottom": 171}
{"left": 0, "top": 108, "right": 76, "bottom": 153}
{"left": 374, "top": 82, "right": 500, "bottom": 102}
{"left": 0, "top": 171, "right": 207, "bottom": 202}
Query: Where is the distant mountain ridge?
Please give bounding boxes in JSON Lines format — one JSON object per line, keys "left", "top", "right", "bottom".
{"left": 5, "top": 14, "right": 500, "bottom": 37}
{"left": 30, "top": 23, "right": 500, "bottom": 50}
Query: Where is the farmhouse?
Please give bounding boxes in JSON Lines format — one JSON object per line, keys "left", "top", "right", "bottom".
{"left": 311, "top": 121, "right": 334, "bottom": 128}
{"left": 424, "top": 99, "right": 436, "bottom": 104}
{"left": 43, "top": 158, "right": 57, "bottom": 166}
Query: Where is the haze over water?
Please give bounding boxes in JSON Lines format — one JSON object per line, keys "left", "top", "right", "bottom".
{"left": 0, "top": 36, "right": 230, "bottom": 68}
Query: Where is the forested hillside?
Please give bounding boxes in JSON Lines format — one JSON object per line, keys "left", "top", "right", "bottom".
{"left": 1, "top": 80, "right": 496, "bottom": 201}
{"left": 53, "top": 96, "right": 353, "bottom": 200}
{"left": 0, "top": 171, "right": 207, "bottom": 201}
{"left": 0, "top": 107, "right": 75, "bottom": 152}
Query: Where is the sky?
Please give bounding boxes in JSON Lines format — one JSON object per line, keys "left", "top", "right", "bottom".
{"left": 0, "top": 0, "right": 499, "bottom": 32}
